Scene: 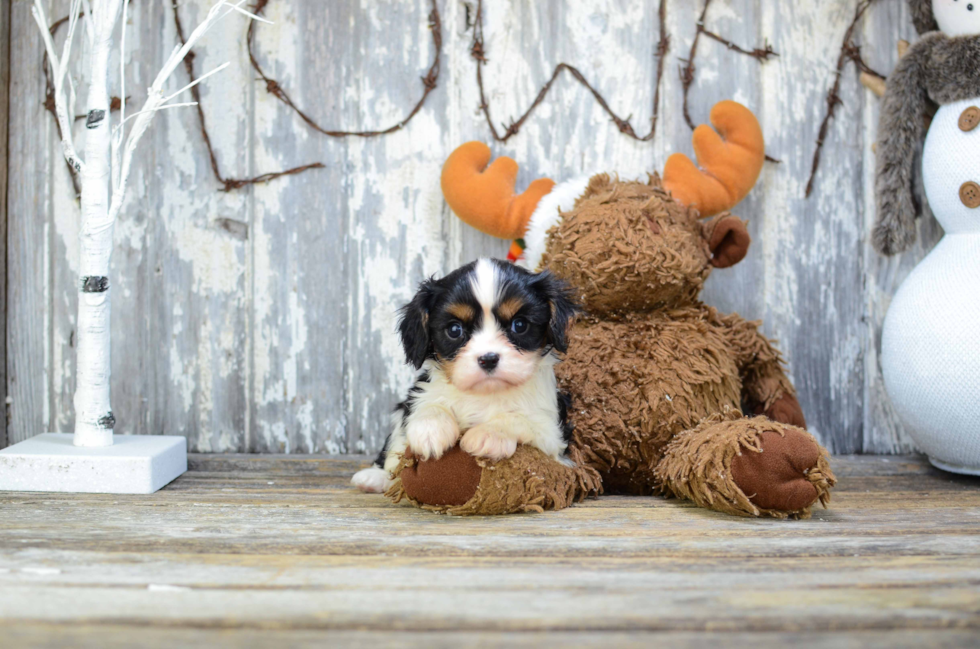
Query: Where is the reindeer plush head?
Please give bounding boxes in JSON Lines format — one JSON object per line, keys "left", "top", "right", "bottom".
{"left": 440, "top": 101, "right": 765, "bottom": 315}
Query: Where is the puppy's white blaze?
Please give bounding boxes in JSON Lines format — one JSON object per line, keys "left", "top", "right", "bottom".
{"left": 471, "top": 258, "right": 499, "bottom": 320}
{"left": 351, "top": 467, "right": 387, "bottom": 493}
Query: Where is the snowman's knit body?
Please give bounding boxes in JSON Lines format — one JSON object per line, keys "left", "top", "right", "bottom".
{"left": 874, "top": 3, "right": 980, "bottom": 473}
{"left": 882, "top": 96, "right": 980, "bottom": 472}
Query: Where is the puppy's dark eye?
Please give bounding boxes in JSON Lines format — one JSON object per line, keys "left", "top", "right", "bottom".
{"left": 511, "top": 317, "right": 529, "bottom": 334}
{"left": 446, "top": 322, "right": 463, "bottom": 339}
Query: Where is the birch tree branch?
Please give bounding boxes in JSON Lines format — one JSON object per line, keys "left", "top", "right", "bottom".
{"left": 109, "top": 1, "right": 260, "bottom": 221}
{"left": 112, "top": 0, "right": 129, "bottom": 190}
{"left": 32, "top": 0, "right": 86, "bottom": 173}
{"left": 80, "top": 0, "right": 95, "bottom": 45}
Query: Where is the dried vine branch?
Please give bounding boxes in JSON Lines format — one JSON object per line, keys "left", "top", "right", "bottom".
{"left": 172, "top": 1, "right": 323, "bottom": 192}
{"left": 45, "top": 0, "right": 884, "bottom": 200}
{"left": 172, "top": 0, "right": 441, "bottom": 191}
{"left": 471, "top": 0, "right": 670, "bottom": 143}
{"left": 847, "top": 43, "right": 885, "bottom": 80}
{"left": 681, "top": 0, "right": 777, "bottom": 133}
{"left": 471, "top": 0, "right": 776, "bottom": 160}
{"left": 805, "top": 0, "right": 879, "bottom": 198}
{"left": 246, "top": 0, "right": 443, "bottom": 138}
{"left": 45, "top": 0, "right": 446, "bottom": 194}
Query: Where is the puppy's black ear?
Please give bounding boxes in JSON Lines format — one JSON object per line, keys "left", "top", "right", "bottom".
{"left": 532, "top": 271, "right": 581, "bottom": 353}
{"left": 398, "top": 279, "right": 439, "bottom": 369}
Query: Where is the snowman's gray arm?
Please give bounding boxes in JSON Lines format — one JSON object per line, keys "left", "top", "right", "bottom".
{"left": 873, "top": 37, "right": 935, "bottom": 256}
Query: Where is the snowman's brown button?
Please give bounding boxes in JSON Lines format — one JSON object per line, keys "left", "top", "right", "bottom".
{"left": 961, "top": 181, "right": 980, "bottom": 209}
{"left": 959, "top": 106, "right": 980, "bottom": 132}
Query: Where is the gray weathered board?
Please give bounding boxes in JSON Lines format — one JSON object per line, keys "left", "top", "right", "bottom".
{"left": 5, "top": 0, "right": 936, "bottom": 454}
{"left": 1, "top": 0, "right": 11, "bottom": 451}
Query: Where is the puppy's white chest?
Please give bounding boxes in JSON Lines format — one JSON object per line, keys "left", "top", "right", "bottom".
{"left": 450, "top": 388, "right": 544, "bottom": 431}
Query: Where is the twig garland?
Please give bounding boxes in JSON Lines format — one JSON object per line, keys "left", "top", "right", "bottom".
{"left": 43, "top": 0, "right": 444, "bottom": 193}
{"left": 171, "top": 1, "right": 323, "bottom": 192}
{"left": 41, "top": 2, "right": 324, "bottom": 195}
{"left": 847, "top": 43, "right": 885, "bottom": 80}
{"left": 471, "top": 0, "right": 670, "bottom": 143}
{"left": 472, "top": 0, "right": 776, "bottom": 161}
{"left": 40, "top": 0, "right": 891, "bottom": 199}
{"left": 170, "top": 0, "right": 442, "bottom": 190}
{"left": 805, "top": 0, "right": 881, "bottom": 198}
{"left": 246, "top": 0, "right": 443, "bottom": 138}
{"left": 680, "top": 0, "right": 777, "bottom": 133}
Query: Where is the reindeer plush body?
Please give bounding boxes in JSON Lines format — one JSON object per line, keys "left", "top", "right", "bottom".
{"left": 388, "top": 101, "right": 835, "bottom": 518}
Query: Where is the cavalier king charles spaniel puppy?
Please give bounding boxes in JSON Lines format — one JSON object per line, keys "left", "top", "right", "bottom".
{"left": 352, "top": 258, "right": 580, "bottom": 493}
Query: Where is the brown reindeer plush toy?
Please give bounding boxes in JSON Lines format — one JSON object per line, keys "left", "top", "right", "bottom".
{"left": 387, "top": 101, "right": 835, "bottom": 518}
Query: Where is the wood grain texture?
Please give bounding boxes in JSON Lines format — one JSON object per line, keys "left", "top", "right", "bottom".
{"left": 860, "top": 0, "right": 940, "bottom": 454}
{"left": 5, "top": 628, "right": 980, "bottom": 649}
{"left": 0, "top": 0, "right": 10, "bottom": 450}
{"left": 1, "top": 454, "right": 979, "bottom": 647}
{"left": 3, "top": 0, "right": 933, "bottom": 453}
{"left": 7, "top": 0, "right": 55, "bottom": 448}
{"left": 758, "top": 2, "right": 864, "bottom": 453}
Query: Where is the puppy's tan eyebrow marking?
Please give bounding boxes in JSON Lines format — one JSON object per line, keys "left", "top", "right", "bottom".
{"left": 447, "top": 303, "right": 475, "bottom": 321}
{"left": 496, "top": 298, "right": 525, "bottom": 321}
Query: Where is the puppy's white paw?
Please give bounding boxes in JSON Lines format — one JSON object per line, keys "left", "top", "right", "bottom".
{"left": 351, "top": 466, "right": 388, "bottom": 493}
{"left": 406, "top": 414, "right": 460, "bottom": 460}
{"left": 460, "top": 425, "right": 518, "bottom": 461}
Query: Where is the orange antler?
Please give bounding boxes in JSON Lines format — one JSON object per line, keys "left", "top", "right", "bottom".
{"left": 662, "top": 101, "right": 765, "bottom": 217}
{"left": 440, "top": 142, "right": 556, "bottom": 240}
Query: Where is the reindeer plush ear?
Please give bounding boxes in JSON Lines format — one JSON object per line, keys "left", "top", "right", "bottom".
{"left": 441, "top": 142, "right": 556, "bottom": 240}
{"left": 398, "top": 280, "right": 440, "bottom": 369}
{"left": 662, "top": 101, "right": 765, "bottom": 218}
{"left": 705, "top": 215, "right": 751, "bottom": 268}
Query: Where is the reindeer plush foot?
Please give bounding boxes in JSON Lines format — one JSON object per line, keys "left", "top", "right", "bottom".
{"left": 386, "top": 444, "right": 601, "bottom": 516}
{"left": 655, "top": 410, "right": 835, "bottom": 519}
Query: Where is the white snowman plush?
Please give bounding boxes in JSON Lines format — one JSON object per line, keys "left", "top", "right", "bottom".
{"left": 874, "top": 0, "right": 980, "bottom": 473}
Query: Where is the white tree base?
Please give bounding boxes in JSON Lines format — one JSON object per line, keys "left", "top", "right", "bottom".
{"left": 0, "top": 433, "right": 187, "bottom": 494}
{"left": 929, "top": 457, "right": 980, "bottom": 477}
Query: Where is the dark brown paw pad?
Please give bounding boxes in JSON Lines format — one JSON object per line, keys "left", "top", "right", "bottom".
{"left": 730, "top": 428, "right": 823, "bottom": 513}
{"left": 399, "top": 445, "right": 482, "bottom": 507}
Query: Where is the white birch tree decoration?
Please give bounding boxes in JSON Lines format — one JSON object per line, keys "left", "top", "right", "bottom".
{"left": 0, "top": 0, "right": 268, "bottom": 493}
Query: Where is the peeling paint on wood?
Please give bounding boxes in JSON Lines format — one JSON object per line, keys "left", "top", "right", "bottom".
{"left": 5, "top": 0, "right": 933, "bottom": 454}
{"left": 0, "top": 0, "right": 11, "bottom": 450}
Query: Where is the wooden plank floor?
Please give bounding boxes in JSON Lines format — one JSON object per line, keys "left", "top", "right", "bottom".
{"left": 1, "top": 455, "right": 979, "bottom": 648}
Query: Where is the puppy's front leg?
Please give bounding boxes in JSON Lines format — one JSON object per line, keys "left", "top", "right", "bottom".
{"left": 405, "top": 406, "right": 460, "bottom": 460}
{"left": 460, "top": 413, "right": 536, "bottom": 462}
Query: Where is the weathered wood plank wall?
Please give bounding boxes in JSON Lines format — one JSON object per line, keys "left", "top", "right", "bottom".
{"left": 4, "top": 0, "right": 932, "bottom": 454}
{"left": 0, "top": 0, "right": 10, "bottom": 450}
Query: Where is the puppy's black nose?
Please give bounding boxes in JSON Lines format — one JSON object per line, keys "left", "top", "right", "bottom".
{"left": 478, "top": 353, "right": 500, "bottom": 372}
